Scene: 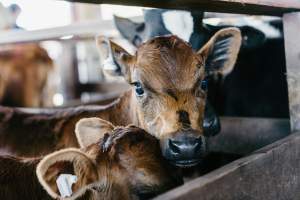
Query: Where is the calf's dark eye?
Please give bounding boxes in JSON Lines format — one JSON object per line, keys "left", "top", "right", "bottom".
{"left": 134, "top": 82, "right": 144, "bottom": 97}
{"left": 201, "top": 79, "right": 208, "bottom": 91}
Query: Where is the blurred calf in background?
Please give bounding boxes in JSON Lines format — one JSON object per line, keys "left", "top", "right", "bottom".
{"left": 0, "top": 44, "right": 53, "bottom": 107}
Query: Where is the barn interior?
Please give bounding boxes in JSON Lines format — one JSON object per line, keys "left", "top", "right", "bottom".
{"left": 0, "top": 0, "right": 298, "bottom": 199}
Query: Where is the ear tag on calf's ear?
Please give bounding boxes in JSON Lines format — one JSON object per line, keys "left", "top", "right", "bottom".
{"left": 103, "top": 56, "right": 118, "bottom": 71}
{"left": 56, "top": 174, "right": 78, "bottom": 198}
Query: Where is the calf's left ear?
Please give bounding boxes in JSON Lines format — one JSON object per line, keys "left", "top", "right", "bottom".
{"left": 198, "top": 27, "right": 242, "bottom": 76}
{"left": 96, "top": 36, "right": 134, "bottom": 81}
{"left": 75, "top": 117, "right": 115, "bottom": 148}
{"left": 36, "top": 148, "right": 98, "bottom": 199}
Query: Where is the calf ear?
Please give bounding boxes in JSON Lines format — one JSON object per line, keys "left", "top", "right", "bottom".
{"left": 114, "top": 15, "right": 145, "bottom": 46}
{"left": 96, "top": 36, "right": 134, "bottom": 81}
{"left": 75, "top": 117, "right": 115, "bottom": 148}
{"left": 198, "top": 27, "right": 242, "bottom": 76}
{"left": 36, "top": 148, "right": 98, "bottom": 199}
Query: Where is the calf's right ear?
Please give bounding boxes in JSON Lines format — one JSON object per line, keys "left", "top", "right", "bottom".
{"left": 75, "top": 117, "right": 115, "bottom": 148}
{"left": 197, "top": 27, "right": 242, "bottom": 76}
{"left": 36, "top": 148, "right": 98, "bottom": 199}
{"left": 96, "top": 36, "right": 134, "bottom": 82}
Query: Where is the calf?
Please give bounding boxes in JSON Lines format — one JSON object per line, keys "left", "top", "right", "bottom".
{"left": 37, "top": 118, "right": 182, "bottom": 200}
{"left": 0, "top": 29, "right": 241, "bottom": 167}
{"left": 115, "top": 9, "right": 288, "bottom": 118}
{"left": 0, "top": 120, "right": 181, "bottom": 200}
{"left": 0, "top": 43, "right": 53, "bottom": 107}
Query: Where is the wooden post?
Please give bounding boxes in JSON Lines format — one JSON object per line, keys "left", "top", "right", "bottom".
{"left": 283, "top": 12, "right": 300, "bottom": 132}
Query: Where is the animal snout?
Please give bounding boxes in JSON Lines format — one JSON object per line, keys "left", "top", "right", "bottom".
{"left": 161, "top": 131, "right": 206, "bottom": 167}
{"left": 168, "top": 137, "right": 202, "bottom": 156}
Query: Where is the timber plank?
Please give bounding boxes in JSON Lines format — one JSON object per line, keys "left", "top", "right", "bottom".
{"left": 283, "top": 12, "right": 300, "bottom": 132}
{"left": 62, "top": 0, "right": 300, "bottom": 16}
{"left": 154, "top": 133, "right": 300, "bottom": 200}
{"left": 209, "top": 117, "right": 290, "bottom": 155}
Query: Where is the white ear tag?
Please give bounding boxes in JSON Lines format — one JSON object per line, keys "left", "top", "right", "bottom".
{"left": 56, "top": 174, "right": 78, "bottom": 198}
{"left": 103, "top": 56, "right": 118, "bottom": 71}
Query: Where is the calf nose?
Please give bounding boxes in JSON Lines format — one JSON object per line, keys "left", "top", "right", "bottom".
{"left": 163, "top": 134, "right": 206, "bottom": 167}
{"left": 168, "top": 137, "right": 202, "bottom": 157}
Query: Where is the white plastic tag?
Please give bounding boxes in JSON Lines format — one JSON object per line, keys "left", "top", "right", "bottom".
{"left": 103, "top": 57, "right": 118, "bottom": 71}
{"left": 56, "top": 174, "right": 78, "bottom": 198}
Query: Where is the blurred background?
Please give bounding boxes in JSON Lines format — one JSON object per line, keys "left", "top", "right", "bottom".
{"left": 0, "top": 1, "right": 144, "bottom": 107}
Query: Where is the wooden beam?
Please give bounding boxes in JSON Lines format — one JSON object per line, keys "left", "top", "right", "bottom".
{"left": 283, "top": 12, "right": 300, "bottom": 132}
{"left": 209, "top": 117, "right": 290, "bottom": 155}
{"left": 0, "top": 20, "right": 118, "bottom": 45}
{"left": 63, "top": 0, "right": 300, "bottom": 16}
{"left": 155, "top": 132, "right": 300, "bottom": 200}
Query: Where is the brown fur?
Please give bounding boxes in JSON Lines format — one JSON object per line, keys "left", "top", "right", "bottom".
{"left": 37, "top": 124, "right": 182, "bottom": 200}
{"left": 0, "top": 29, "right": 241, "bottom": 157}
{"left": 0, "top": 155, "right": 51, "bottom": 200}
{"left": 0, "top": 43, "right": 53, "bottom": 107}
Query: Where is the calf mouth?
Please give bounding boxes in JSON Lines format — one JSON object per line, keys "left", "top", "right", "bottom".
{"left": 169, "top": 159, "right": 202, "bottom": 168}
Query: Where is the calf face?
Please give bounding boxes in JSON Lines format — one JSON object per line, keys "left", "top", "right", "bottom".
{"left": 97, "top": 28, "right": 241, "bottom": 167}
{"left": 37, "top": 118, "right": 182, "bottom": 200}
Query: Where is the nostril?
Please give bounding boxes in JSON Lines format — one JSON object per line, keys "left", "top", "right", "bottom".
{"left": 196, "top": 137, "right": 203, "bottom": 145}
{"left": 168, "top": 140, "right": 181, "bottom": 154}
{"left": 194, "top": 142, "right": 202, "bottom": 153}
{"left": 194, "top": 137, "right": 203, "bottom": 152}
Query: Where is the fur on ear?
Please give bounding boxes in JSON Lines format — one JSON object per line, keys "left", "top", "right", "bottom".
{"left": 198, "top": 27, "right": 242, "bottom": 76}
{"left": 75, "top": 117, "right": 115, "bottom": 148}
{"left": 96, "top": 36, "right": 133, "bottom": 81}
{"left": 36, "top": 148, "right": 98, "bottom": 199}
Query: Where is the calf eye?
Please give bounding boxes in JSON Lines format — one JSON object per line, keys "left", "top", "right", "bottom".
{"left": 201, "top": 79, "right": 208, "bottom": 91}
{"left": 133, "top": 82, "right": 144, "bottom": 97}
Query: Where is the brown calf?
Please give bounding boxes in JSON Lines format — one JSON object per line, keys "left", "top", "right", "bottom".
{"left": 0, "top": 28, "right": 241, "bottom": 167}
{"left": 0, "top": 119, "right": 181, "bottom": 200}
{"left": 0, "top": 43, "right": 53, "bottom": 107}
{"left": 37, "top": 118, "right": 182, "bottom": 200}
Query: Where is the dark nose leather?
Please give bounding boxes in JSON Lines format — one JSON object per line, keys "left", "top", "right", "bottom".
{"left": 203, "top": 101, "right": 221, "bottom": 137}
{"left": 168, "top": 136, "right": 202, "bottom": 159}
{"left": 162, "top": 130, "right": 206, "bottom": 166}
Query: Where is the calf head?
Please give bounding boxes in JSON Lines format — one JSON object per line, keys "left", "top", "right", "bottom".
{"left": 36, "top": 118, "right": 182, "bottom": 200}
{"left": 98, "top": 28, "right": 241, "bottom": 167}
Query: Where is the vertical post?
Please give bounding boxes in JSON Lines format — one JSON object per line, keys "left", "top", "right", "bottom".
{"left": 58, "top": 43, "right": 78, "bottom": 100}
{"left": 283, "top": 12, "right": 300, "bottom": 132}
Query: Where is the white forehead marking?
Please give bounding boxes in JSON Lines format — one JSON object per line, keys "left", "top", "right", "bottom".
{"left": 204, "top": 16, "right": 281, "bottom": 38}
{"left": 162, "top": 10, "right": 194, "bottom": 42}
{"left": 243, "top": 17, "right": 281, "bottom": 38}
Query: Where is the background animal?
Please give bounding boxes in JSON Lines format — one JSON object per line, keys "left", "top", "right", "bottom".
{"left": 0, "top": 43, "right": 53, "bottom": 107}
